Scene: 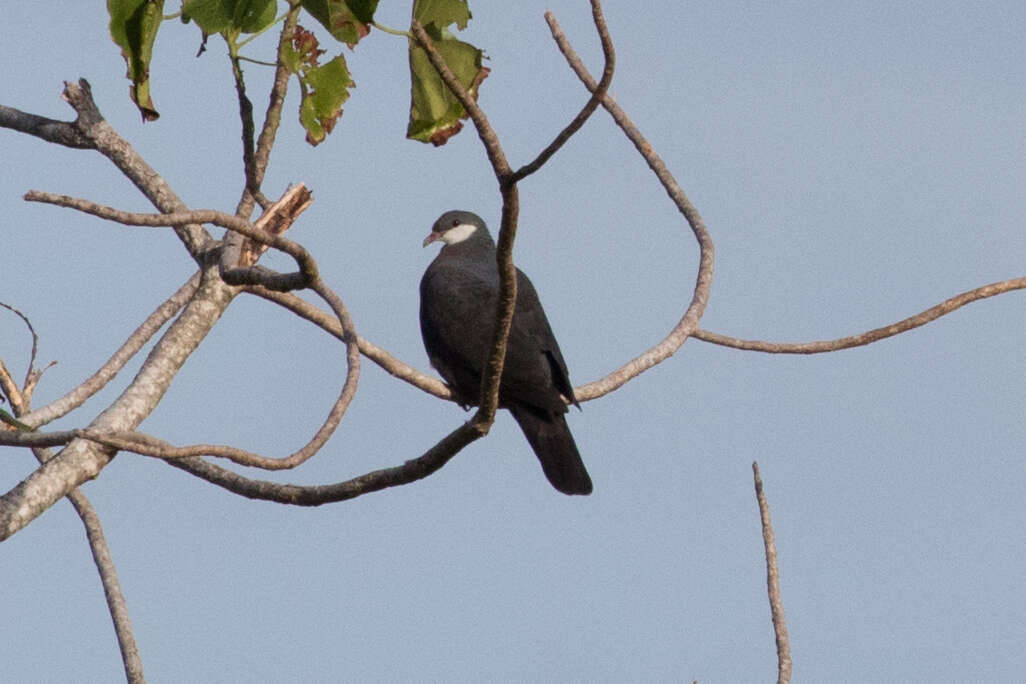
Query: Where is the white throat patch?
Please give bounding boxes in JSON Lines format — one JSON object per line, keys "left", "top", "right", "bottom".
{"left": 441, "top": 222, "right": 477, "bottom": 244}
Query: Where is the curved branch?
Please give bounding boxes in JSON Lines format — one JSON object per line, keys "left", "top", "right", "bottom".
{"left": 695, "top": 277, "right": 1026, "bottom": 354}
{"left": 410, "top": 22, "right": 517, "bottom": 430}
{"left": 510, "top": 0, "right": 615, "bottom": 182}
{"left": 0, "top": 300, "right": 41, "bottom": 393}
{"left": 167, "top": 420, "right": 482, "bottom": 505}
{"left": 547, "top": 18, "right": 715, "bottom": 402}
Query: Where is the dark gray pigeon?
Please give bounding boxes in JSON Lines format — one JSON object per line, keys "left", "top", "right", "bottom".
{"left": 420, "top": 210, "right": 593, "bottom": 495}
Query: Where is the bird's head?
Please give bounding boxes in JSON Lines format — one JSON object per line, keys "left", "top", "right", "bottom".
{"left": 422, "top": 210, "right": 491, "bottom": 248}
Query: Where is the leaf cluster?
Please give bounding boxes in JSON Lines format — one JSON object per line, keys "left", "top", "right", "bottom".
{"left": 106, "top": 0, "right": 489, "bottom": 144}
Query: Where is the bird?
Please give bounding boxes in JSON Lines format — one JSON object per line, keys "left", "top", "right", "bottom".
{"left": 419, "top": 210, "right": 593, "bottom": 495}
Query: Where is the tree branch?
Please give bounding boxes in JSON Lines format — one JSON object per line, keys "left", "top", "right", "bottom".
{"left": 695, "top": 277, "right": 1026, "bottom": 353}
{"left": 0, "top": 353, "right": 144, "bottom": 682}
{"left": 0, "top": 268, "right": 237, "bottom": 541}
{"left": 0, "top": 104, "right": 95, "bottom": 148}
{"left": 410, "top": 21, "right": 516, "bottom": 432}
{"left": 66, "top": 488, "right": 146, "bottom": 683}
{"left": 753, "top": 463, "right": 792, "bottom": 684}
{"left": 23, "top": 191, "right": 317, "bottom": 291}
{"left": 510, "top": 0, "right": 615, "bottom": 182}
{"left": 166, "top": 420, "right": 482, "bottom": 505}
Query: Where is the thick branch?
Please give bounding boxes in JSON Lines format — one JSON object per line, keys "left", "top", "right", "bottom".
{"left": 753, "top": 463, "right": 792, "bottom": 684}
{"left": 695, "top": 277, "right": 1026, "bottom": 353}
{"left": 0, "top": 268, "right": 237, "bottom": 541}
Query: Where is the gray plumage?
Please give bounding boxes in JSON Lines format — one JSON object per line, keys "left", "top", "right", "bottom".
{"left": 419, "top": 210, "right": 592, "bottom": 495}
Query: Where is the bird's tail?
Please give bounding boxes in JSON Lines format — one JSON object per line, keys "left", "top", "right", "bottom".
{"left": 509, "top": 405, "right": 593, "bottom": 496}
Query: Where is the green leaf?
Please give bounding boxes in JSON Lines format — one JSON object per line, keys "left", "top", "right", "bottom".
{"left": 301, "top": 0, "right": 379, "bottom": 47}
{"left": 299, "top": 56, "right": 352, "bottom": 144}
{"left": 282, "top": 25, "right": 354, "bottom": 145}
{"left": 107, "top": 0, "right": 165, "bottom": 121}
{"left": 182, "top": 0, "right": 277, "bottom": 35}
{"left": 406, "top": 0, "right": 487, "bottom": 146}
{"left": 413, "top": 0, "right": 470, "bottom": 31}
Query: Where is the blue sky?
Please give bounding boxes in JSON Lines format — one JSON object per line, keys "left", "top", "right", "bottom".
{"left": 3, "top": 2, "right": 1025, "bottom": 682}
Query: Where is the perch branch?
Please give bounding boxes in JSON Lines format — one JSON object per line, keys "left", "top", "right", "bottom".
{"left": 411, "top": 21, "right": 517, "bottom": 431}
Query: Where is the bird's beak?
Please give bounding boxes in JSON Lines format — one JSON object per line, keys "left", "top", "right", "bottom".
{"left": 422, "top": 232, "right": 440, "bottom": 247}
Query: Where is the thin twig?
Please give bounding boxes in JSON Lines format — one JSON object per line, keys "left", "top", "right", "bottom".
{"left": 694, "top": 277, "right": 1026, "bottom": 353}
{"left": 0, "top": 300, "right": 40, "bottom": 390}
{"left": 511, "top": 0, "right": 615, "bottom": 182}
{"left": 753, "top": 462, "right": 792, "bottom": 684}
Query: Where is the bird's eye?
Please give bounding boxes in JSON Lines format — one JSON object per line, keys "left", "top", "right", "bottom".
{"left": 451, "top": 219, "right": 460, "bottom": 227}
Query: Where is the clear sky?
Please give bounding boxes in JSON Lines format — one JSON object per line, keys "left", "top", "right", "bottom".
{"left": 3, "top": 2, "right": 1025, "bottom": 682}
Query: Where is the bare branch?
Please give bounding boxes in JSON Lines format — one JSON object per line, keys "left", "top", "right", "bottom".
{"left": 21, "top": 272, "right": 200, "bottom": 428}
{"left": 546, "top": 19, "right": 715, "bottom": 403}
{"left": 695, "top": 277, "right": 1026, "bottom": 354}
{"left": 0, "top": 268, "right": 237, "bottom": 541}
{"left": 753, "top": 463, "right": 792, "bottom": 684}
{"left": 166, "top": 420, "right": 482, "bottom": 505}
{"left": 65, "top": 489, "right": 145, "bottom": 683}
{"left": 0, "top": 104, "right": 95, "bottom": 148}
{"left": 23, "top": 190, "right": 317, "bottom": 291}
{"left": 511, "top": 0, "right": 615, "bottom": 182}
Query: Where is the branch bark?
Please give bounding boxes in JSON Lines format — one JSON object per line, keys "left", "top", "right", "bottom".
{"left": 753, "top": 463, "right": 792, "bottom": 684}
